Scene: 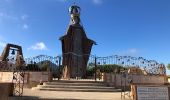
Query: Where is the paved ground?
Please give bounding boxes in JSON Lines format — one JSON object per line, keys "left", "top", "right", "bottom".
{"left": 9, "top": 88, "right": 132, "bottom": 100}
{"left": 10, "top": 79, "right": 132, "bottom": 100}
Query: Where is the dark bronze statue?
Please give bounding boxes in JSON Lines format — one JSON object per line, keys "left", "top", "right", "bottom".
{"left": 60, "top": 5, "right": 96, "bottom": 79}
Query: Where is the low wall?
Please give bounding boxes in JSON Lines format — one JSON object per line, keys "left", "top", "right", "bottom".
{"left": 0, "top": 71, "right": 52, "bottom": 87}
{"left": 0, "top": 82, "right": 14, "bottom": 100}
{"left": 103, "top": 73, "right": 168, "bottom": 88}
{"left": 28, "top": 72, "right": 52, "bottom": 83}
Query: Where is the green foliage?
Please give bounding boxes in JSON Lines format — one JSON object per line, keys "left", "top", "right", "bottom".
{"left": 25, "top": 64, "right": 40, "bottom": 71}
{"left": 86, "top": 67, "right": 95, "bottom": 76}
{"left": 41, "top": 61, "right": 51, "bottom": 71}
{"left": 86, "top": 64, "right": 125, "bottom": 76}
{"left": 25, "top": 61, "right": 51, "bottom": 71}
{"left": 167, "top": 64, "right": 170, "bottom": 70}
{"left": 98, "top": 64, "right": 124, "bottom": 73}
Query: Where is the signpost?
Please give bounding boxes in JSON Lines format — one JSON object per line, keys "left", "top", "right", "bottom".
{"left": 137, "top": 86, "right": 169, "bottom": 100}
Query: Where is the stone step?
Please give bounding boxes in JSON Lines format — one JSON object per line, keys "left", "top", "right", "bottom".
{"left": 32, "top": 80, "right": 120, "bottom": 93}
{"left": 51, "top": 80, "right": 102, "bottom": 83}
{"left": 44, "top": 82, "right": 105, "bottom": 86}
{"left": 32, "top": 87, "right": 121, "bottom": 92}
{"left": 46, "top": 80, "right": 103, "bottom": 83}
{"left": 37, "top": 84, "right": 115, "bottom": 89}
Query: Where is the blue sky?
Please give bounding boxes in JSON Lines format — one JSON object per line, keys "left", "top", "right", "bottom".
{"left": 0, "top": 0, "right": 170, "bottom": 68}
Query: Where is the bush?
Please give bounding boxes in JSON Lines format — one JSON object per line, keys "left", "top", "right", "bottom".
{"left": 25, "top": 64, "right": 40, "bottom": 71}
{"left": 86, "top": 64, "right": 125, "bottom": 76}
{"left": 99, "top": 64, "right": 124, "bottom": 73}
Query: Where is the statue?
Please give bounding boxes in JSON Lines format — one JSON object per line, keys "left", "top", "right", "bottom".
{"left": 60, "top": 5, "right": 96, "bottom": 79}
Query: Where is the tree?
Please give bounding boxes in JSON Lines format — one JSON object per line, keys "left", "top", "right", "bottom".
{"left": 25, "top": 64, "right": 40, "bottom": 71}
{"left": 98, "top": 64, "right": 125, "bottom": 73}
{"left": 167, "top": 64, "right": 170, "bottom": 70}
{"left": 41, "top": 61, "right": 51, "bottom": 71}
{"left": 86, "top": 64, "right": 125, "bottom": 76}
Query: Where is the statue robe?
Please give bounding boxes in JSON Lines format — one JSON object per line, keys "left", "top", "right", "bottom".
{"left": 60, "top": 25, "right": 95, "bottom": 79}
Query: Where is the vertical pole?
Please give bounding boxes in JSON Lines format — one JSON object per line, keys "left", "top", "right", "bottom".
{"left": 58, "top": 56, "right": 61, "bottom": 80}
{"left": 76, "top": 55, "right": 78, "bottom": 80}
{"left": 94, "top": 57, "right": 97, "bottom": 81}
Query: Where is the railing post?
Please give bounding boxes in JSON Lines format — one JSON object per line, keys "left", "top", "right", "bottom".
{"left": 58, "top": 56, "right": 61, "bottom": 80}
{"left": 94, "top": 57, "right": 97, "bottom": 81}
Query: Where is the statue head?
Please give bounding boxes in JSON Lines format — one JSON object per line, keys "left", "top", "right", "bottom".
{"left": 69, "top": 5, "right": 81, "bottom": 25}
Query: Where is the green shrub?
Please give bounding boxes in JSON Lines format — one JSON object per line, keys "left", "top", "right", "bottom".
{"left": 86, "top": 64, "right": 125, "bottom": 76}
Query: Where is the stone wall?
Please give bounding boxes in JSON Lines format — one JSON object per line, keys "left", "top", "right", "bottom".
{"left": 0, "top": 82, "right": 14, "bottom": 100}
{"left": 103, "top": 73, "right": 167, "bottom": 88}
{"left": 0, "top": 72, "right": 52, "bottom": 87}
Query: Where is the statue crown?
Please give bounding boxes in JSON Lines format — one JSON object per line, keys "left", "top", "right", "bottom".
{"left": 69, "top": 5, "right": 81, "bottom": 16}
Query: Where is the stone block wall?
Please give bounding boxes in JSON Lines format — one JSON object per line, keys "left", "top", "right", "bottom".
{"left": 0, "top": 71, "right": 52, "bottom": 88}
{"left": 103, "top": 73, "right": 167, "bottom": 88}
{"left": 0, "top": 83, "right": 14, "bottom": 100}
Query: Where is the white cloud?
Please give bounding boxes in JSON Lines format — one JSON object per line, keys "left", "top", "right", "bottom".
{"left": 0, "top": 35, "right": 3, "bottom": 41}
{"left": 92, "top": 0, "right": 103, "bottom": 5}
{"left": 0, "top": 12, "right": 30, "bottom": 30}
{"left": 21, "top": 15, "right": 29, "bottom": 29}
{"left": 0, "top": 35, "right": 6, "bottom": 48}
{"left": 47, "top": 0, "right": 67, "bottom": 2}
{"left": 0, "top": 12, "right": 4, "bottom": 17}
{"left": 4, "top": 0, "right": 13, "bottom": 2}
{"left": 23, "top": 24, "right": 28, "bottom": 29}
{"left": 118, "top": 48, "right": 139, "bottom": 56}
{"left": 0, "top": 41, "right": 6, "bottom": 48}
{"left": 124, "top": 48, "right": 139, "bottom": 56}
{"left": 128, "top": 48, "right": 138, "bottom": 54}
{"left": 28, "top": 42, "right": 48, "bottom": 50}
{"left": 58, "top": 0, "right": 67, "bottom": 2}
{"left": 21, "top": 15, "right": 28, "bottom": 20}
{"left": 0, "top": 12, "right": 17, "bottom": 20}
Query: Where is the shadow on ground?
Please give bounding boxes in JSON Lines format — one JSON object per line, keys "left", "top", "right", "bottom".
{"left": 37, "top": 88, "right": 122, "bottom": 92}
{"left": 9, "top": 96, "right": 89, "bottom": 100}
{"left": 9, "top": 96, "right": 38, "bottom": 100}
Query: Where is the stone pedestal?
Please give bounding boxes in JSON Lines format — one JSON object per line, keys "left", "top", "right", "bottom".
{"left": 0, "top": 82, "right": 14, "bottom": 100}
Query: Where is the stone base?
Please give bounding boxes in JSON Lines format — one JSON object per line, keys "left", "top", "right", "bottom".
{"left": 0, "top": 82, "right": 14, "bottom": 100}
